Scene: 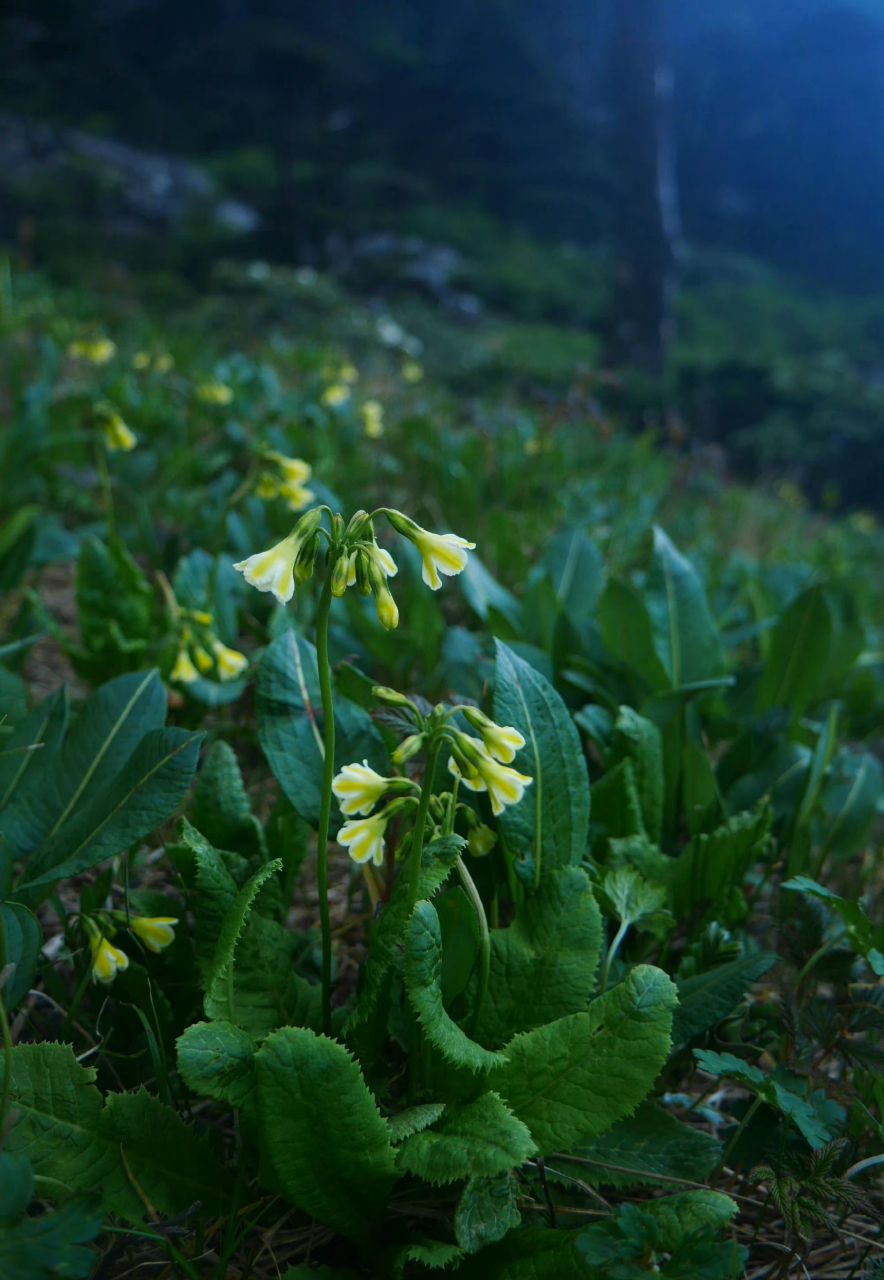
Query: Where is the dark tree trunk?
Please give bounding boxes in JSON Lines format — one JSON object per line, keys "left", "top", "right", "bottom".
{"left": 605, "top": 0, "right": 681, "bottom": 374}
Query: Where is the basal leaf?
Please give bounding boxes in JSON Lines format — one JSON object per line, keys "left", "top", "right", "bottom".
{"left": 454, "top": 1226, "right": 587, "bottom": 1278}
{"left": 386, "top": 1103, "right": 446, "bottom": 1144}
{"left": 673, "top": 952, "right": 778, "bottom": 1042}
{"left": 179, "top": 817, "right": 240, "bottom": 981}
{"left": 204, "top": 859, "right": 283, "bottom": 1023}
{"left": 395, "top": 1092, "right": 535, "bottom": 1185}
{"left": 564, "top": 1101, "right": 722, "bottom": 1188}
{"left": 598, "top": 578, "right": 670, "bottom": 693}
{"left": 0, "top": 687, "right": 67, "bottom": 813}
{"left": 455, "top": 1172, "right": 521, "bottom": 1254}
{"left": 0, "top": 902, "right": 41, "bottom": 1010}
{"left": 255, "top": 1026, "right": 397, "bottom": 1249}
{"left": 191, "top": 740, "right": 265, "bottom": 860}
{"left": 542, "top": 528, "right": 604, "bottom": 626}
{"left": 491, "top": 965, "right": 677, "bottom": 1155}
{"left": 643, "top": 527, "right": 723, "bottom": 688}
{"left": 755, "top": 585, "right": 832, "bottom": 716}
{"left": 670, "top": 803, "right": 771, "bottom": 919}
{"left": 640, "top": 1189, "right": 738, "bottom": 1250}
{"left": 176, "top": 1020, "right": 256, "bottom": 1109}
{"left": 0, "top": 1191, "right": 103, "bottom": 1280}
{"left": 609, "top": 706, "right": 664, "bottom": 843}
{"left": 492, "top": 640, "right": 590, "bottom": 883}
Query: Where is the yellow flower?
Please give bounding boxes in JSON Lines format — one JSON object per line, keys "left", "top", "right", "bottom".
{"left": 132, "top": 350, "right": 151, "bottom": 370}
{"left": 278, "top": 480, "right": 315, "bottom": 512}
{"left": 322, "top": 383, "right": 350, "bottom": 408}
{"left": 212, "top": 639, "right": 248, "bottom": 680}
{"left": 69, "top": 338, "right": 116, "bottom": 364}
{"left": 266, "top": 452, "right": 312, "bottom": 486}
{"left": 402, "top": 361, "right": 423, "bottom": 384}
{"left": 387, "top": 514, "right": 474, "bottom": 591}
{"left": 332, "top": 760, "right": 391, "bottom": 816}
{"left": 347, "top": 540, "right": 398, "bottom": 588}
{"left": 374, "top": 580, "right": 399, "bottom": 630}
{"left": 339, "top": 363, "right": 359, "bottom": 384}
{"left": 449, "top": 736, "right": 533, "bottom": 816}
{"left": 468, "top": 823, "right": 497, "bottom": 858}
{"left": 188, "top": 610, "right": 214, "bottom": 627}
{"left": 90, "top": 934, "right": 129, "bottom": 984}
{"left": 337, "top": 811, "right": 390, "bottom": 867}
{"left": 102, "top": 414, "right": 137, "bottom": 453}
{"left": 233, "top": 532, "right": 302, "bottom": 605}
{"left": 196, "top": 381, "right": 233, "bottom": 405}
{"left": 193, "top": 644, "right": 214, "bottom": 674}
{"left": 255, "top": 472, "right": 281, "bottom": 500}
{"left": 361, "top": 400, "right": 385, "bottom": 439}
{"left": 131, "top": 916, "right": 178, "bottom": 954}
{"left": 171, "top": 647, "right": 199, "bottom": 684}
{"left": 463, "top": 709, "right": 525, "bottom": 764}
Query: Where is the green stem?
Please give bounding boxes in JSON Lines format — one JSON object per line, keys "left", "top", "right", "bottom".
{"left": 457, "top": 856, "right": 491, "bottom": 1038}
{"left": 406, "top": 738, "right": 441, "bottom": 918}
{"left": 0, "top": 916, "right": 11, "bottom": 1148}
{"left": 717, "top": 1093, "right": 764, "bottom": 1178}
{"left": 315, "top": 568, "right": 336, "bottom": 1037}
{"left": 600, "top": 920, "right": 629, "bottom": 995}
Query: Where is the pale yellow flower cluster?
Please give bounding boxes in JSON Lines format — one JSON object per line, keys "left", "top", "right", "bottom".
{"left": 86, "top": 915, "right": 178, "bottom": 984}
{"left": 196, "top": 380, "right": 234, "bottom": 406}
{"left": 69, "top": 338, "right": 116, "bottom": 364}
{"left": 255, "top": 452, "right": 314, "bottom": 511}
{"left": 332, "top": 762, "right": 415, "bottom": 867}
{"left": 448, "top": 711, "right": 532, "bottom": 816}
{"left": 170, "top": 621, "right": 248, "bottom": 687}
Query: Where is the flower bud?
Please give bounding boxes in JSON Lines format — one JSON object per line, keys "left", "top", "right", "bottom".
{"left": 330, "top": 553, "right": 350, "bottom": 597}
{"left": 392, "top": 733, "right": 425, "bottom": 765}
{"left": 345, "top": 510, "right": 372, "bottom": 542}
{"left": 462, "top": 706, "right": 494, "bottom": 733}
{"left": 373, "top": 686, "right": 414, "bottom": 709}
{"left": 293, "top": 532, "right": 320, "bottom": 584}
{"left": 292, "top": 507, "right": 322, "bottom": 541}
{"left": 384, "top": 508, "right": 419, "bottom": 540}
{"left": 449, "top": 739, "right": 480, "bottom": 781}
{"left": 355, "top": 548, "right": 373, "bottom": 596}
{"left": 332, "top": 512, "right": 345, "bottom": 540}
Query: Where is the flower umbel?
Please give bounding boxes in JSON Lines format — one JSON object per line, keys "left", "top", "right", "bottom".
{"left": 131, "top": 916, "right": 178, "bottom": 954}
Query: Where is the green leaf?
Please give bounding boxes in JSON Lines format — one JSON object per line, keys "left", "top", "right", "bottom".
{"left": 255, "top": 1026, "right": 397, "bottom": 1249}
{"left": 436, "top": 885, "right": 480, "bottom": 1006}
{"left": 756, "top": 585, "right": 832, "bottom": 716}
{"left": 669, "top": 803, "right": 771, "bottom": 919}
{"left": 386, "top": 1103, "right": 447, "bottom": 1144}
{"left": 641, "top": 1190, "right": 737, "bottom": 1250}
{"left": 565, "top": 1101, "right": 722, "bottom": 1188}
{"left": 176, "top": 1020, "right": 255, "bottom": 1109}
{"left": 395, "top": 1092, "right": 535, "bottom": 1185}
{"left": 204, "top": 859, "right": 283, "bottom": 1023}
{"left": 0, "top": 903, "right": 41, "bottom": 1010}
{"left": 0, "top": 1190, "right": 103, "bottom": 1280}
{"left": 490, "top": 965, "right": 677, "bottom": 1154}
{"left": 591, "top": 759, "right": 646, "bottom": 843}
{"left": 180, "top": 817, "right": 240, "bottom": 981}
{"left": 478, "top": 867, "right": 602, "bottom": 1048}
{"left": 643, "top": 527, "right": 723, "bottom": 688}
{"left": 191, "top": 740, "right": 265, "bottom": 860}
{"left": 492, "top": 640, "right": 590, "bottom": 883}
{"left": 347, "top": 835, "right": 463, "bottom": 1029}
{"left": 782, "top": 875, "right": 880, "bottom": 964}
{"left": 693, "top": 1050, "right": 832, "bottom": 1148}
{"left": 4, "top": 1042, "right": 231, "bottom": 1222}
{"left": 224, "top": 911, "right": 323, "bottom": 1038}
{"left": 455, "top": 1172, "right": 521, "bottom": 1254}
{"left": 542, "top": 529, "right": 604, "bottom": 626}
{"left": 455, "top": 1226, "right": 586, "bottom": 1278}
{"left": 256, "top": 629, "right": 387, "bottom": 832}
{"left": 379, "top": 1237, "right": 465, "bottom": 1275}
{"left": 673, "top": 952, "right": 778, "bottom": 1042}
{"left": 74, "top": 535, "right": 153, "bottom": 679}
{"left": 599, "top": 578, "right": 670, "bottom": 693}
{"left": 18, "top": 727, "right": 202, "bottom": 892}
{"left": 460, "top": 554, "right": 523, "bottom": 634}
{"left": 405, "top": 901, "right": 506, "bottom": 1073}
{"left": 602, "top": 866, "right": 668, "bottom": 929}
{"left": 0, "top": 669, "right": 166, "bottom": 865}
{"left": 0, "top": 1152, "right": 33, "bottom": 1225}
{"left": 609, "top": 706, "right": 664, "bottom": 843}
{"left": 819, "top": 752, "right": 883, "bottom": 860}
{"left": 0, "top": 688, "right": 67, "bottom": 814}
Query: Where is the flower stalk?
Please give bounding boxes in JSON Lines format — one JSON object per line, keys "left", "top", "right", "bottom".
{"left": 314, "top": 564, "right": 336, "bottom": 1037}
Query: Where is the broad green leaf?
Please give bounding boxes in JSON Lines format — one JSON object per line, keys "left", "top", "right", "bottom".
{"left": 492, "top": 640, "right": 590, "bottom": 883}
{"left": 256, "top": 629, "right": 387, "bottom": 831}
{"left": 176, "top": 1020, "right": 255, "bottom": 1109}
{"left": 190, "top": 740, "right": 265, "bottom": 859}
{"left": 643, "top": 527, "right": 723, "bottom": 687}
{"left": 693, "top": 1050, "right": 832, "bottom": 1148}
{"left": 378, "top": 1238, "right": 465, "bottom": 1274}
{"left": 490, "top": 965, "right": 677, "bottom": 1154}
{"left": 673, "top": 952, "right": 778, "bottom": 1042}
{"left": 641, "top": 1190, "right": 737, "bottom": 1250}
{"left": 609, "top": 706, "right": 663, "bottom": 842}
{"left": 4, "top": 1042, "right": 231, "bottom": 1221}
{"left": 0, "top": 1152, "right": 32, "bottom": 1224}
{"left": 455, "top": 1226, "right": 587, "bottom": 1278}
{"left": 255, "top": 1026, "right": 397, "bottom": 1249}
{"left": 436, "top": 885, "right": 480, "bottom": 1006}
{"left": 599, "top": 578, "right": 670, "bottom": 693}
{"left": 755, "top": 585, "right": 832, "bottom": 716}
{"left": 204, "top": 859, "right": 283, "bottom": 1023}
{"left": 19, "top": 727, "right": 202, "bottom": 892}
{"left": 225, "top": 911, "right": 323, "bottom": 1037}
{"left": 180, "top": 818, "right": 240, "bottom": 981}
{"left": 405, "top": 901, "right": 506, "bottom": 1073}
{"left": 347, "top": 835, "right": 463, "bottom": 1029}
{"left": 565, "top": 1101, "right": 722, "bottom": 1188}
{"left": 455, "top": 1172, "right": 521, "bottom": 1254}
{"left": 602, "top": 866, "right": 668, "bottom": 929}
{"left": 460, "top": 554, "right": 523, "bottom": 633}
{"left": 541, "top": 528, "right": 604, "bottom": 626}
{"left": 386, "top": 1103, "right": 446, "bottom": 1144}
{"left": 478, "top": 866, "right": 602, "bottom": 1048}
{"left": 395, "top": 1092, "right": 534, "bottom": 1185}
{"left": 591, "top": 758, "right": 645, "bottom": 843}
{"left": 0, "top": 670, "right": 166, "bottom": 864}
{"left": 819, "top": 752, "right": 883, "bottom": 860}
{"left": 0, "top": 903, "right": 41, "bottom": 1010}
{"left": 669, "top": 803, "right": 771, "bottom": 919}
{"left": 0, "top": 687, "right": 67, "bottom": 813}
{"left": 0, "top": 1189, "right": 102, "bottom": 1280}
{"left": 74, "top": 535, "right": 153, "bottom": 679}
{"left": 782, "top": 875, "right": 880, "bottom": 968}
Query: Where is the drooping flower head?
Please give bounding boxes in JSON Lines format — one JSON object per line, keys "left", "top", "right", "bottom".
{"left": 322, "top": 384, "right": 350, "bottom": 409}
{"left": 233, "top": 509, "right": 322, "bottom": 606}
{"left": 462, "top": 708, "right": 525, "bottom": 764}
{"left": 102, "top": 414, "right": 137, "bottom": 453}
{"left": 332, "top": 761, "right": 391, "bottom": 816}
{"left": 196, "top": 381, "right": 233, "bottom": 405}
{"left": 89, "top": 932, "right": 130, "bottom": 984}
{"left": 337, "top": 809, "right": 391, "bottom": 867}
{"left": 449, "top": 735, "right": 533, "bottom": 816}
{"left": 69, "top": 338, "right": 116, "bottom": 364}
{"left": 171, "top": 647, "right": 199, "bottom": 685}
{"left": 385, "top": 511, "right": 475, "bottom": 591}
{"left": 211, "top": 639, "right": 249, "bottom": 680}
{"left": 131, "top": 916, "right": 178, "bottom": 954}
{"left": 361, "top": 400, "right": 384, "bottom": 439}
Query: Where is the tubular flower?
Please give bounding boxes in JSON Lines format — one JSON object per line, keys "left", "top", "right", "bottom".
{"left": 449, "top": 736, "right": 533, "bottom": 816}
{"left": 131, "top": 916, "right": 178, "bottom": 954}
{"left": 387, "top": 512, "right": 474, "bottom": 590}
{"left": 373, "top": 579, "right": 399, "bottom": 630}
{"left": 193, "top": 644, "right": 214, "bottom": 674}
{"left": 102, "top": 414, "right": 137, "bottom": 453}
{"left": 332, "top": 760, "right": 391, "bottom": 816}
{"left": 255, "top": 472, "right": 281, "bottom": 500}
{"left": 347, "top": 540, "right": 398, "bottom": 587}
{"left": 267, "top": 452, "right": 312, "bottom": 486}
{"left": 212, "top": 639, "right": 248, "bottom": 680}
{"left": 171, "top": 647, "right": 199, "bottom": 684}
{"left": 463, "top": 708, "right": 525, "bottom": 764}
{"left": 337, "top": 810, "right": 391, "bottom": 867}
{"left": 233, "top": 532, "right": 302, "bottom": 605}
{"left": 69, "top": 338, "right": 116, "bottom": 364}
{"left": 361, "top": 400, "right": 384, "bottom": 439}
{"left": 322, "top": 383, "right": 350, "bottom": 408}
{"left": 90, "top": 934, "right": 129, "bottom": 984}
{"left": 468, "top": 823, "right": 498, "bottom": 858}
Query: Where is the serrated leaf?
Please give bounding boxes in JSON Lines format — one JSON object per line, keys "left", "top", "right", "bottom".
{"left": 565, "top": 1102, "right": 722, "bottom": 1188}
{"left": 347, "top": 835, "right": 463, "bottom": 1029}
{"left": 491, "top": 965, "right": 677, "bottom": 1155}
{"left": 670, "top": 803, "right": 770, "bottom": 919}
{"left": 176, "top": 1020, "right": 255, "bottom": 1109}
{"left": 3, "top": 1042, "right": 231, "bottom": 1222}
{"left": 226, "top": 911, "right": 322, "bottom": 1038}
{"left": 455, "top": 1172, "right": 521, "bottom": 1254}
{"left": 256, "top": 629, "right": 387, "bottom": 832}
{"left": 644, "top": 527, "right": 723, "bottom": 688}
{"left": 782, "top": 875, "right": 877, "bottom": 956}
{"left": 255, "top": 1026, "right": 397, "bottom": 1248}
{"left": 204, "top": 859, "right": 283, "bottom": 1023}
{"left": 386, "top": 1103, "right": 446, "bottom": 1144}
{"left": 0, "top": 1191, "right": 103, "bottom": 1280}
{"left": 0, "top": 903, "right": 41, "bottom": 1010}
{"left": 179, "top": 817, "right": 241, "bottom": 980}
{"left": 455, "top": 1226, "right": 586, "bottom": 1278}
{"left": 756, "top": 585, "right": 832, "bottom": 716}
{"left": 405, "top": 901, "right": 506, "bottom": 1073}
{"left": 642, "top": 1190, "right": 738, "bottom": 1250}
{"left": 191, "top": 740, "right": 265, "bottom": 859}
{"left": 673, "top": 952, "right": 778, "bottom": 1042}
{"left": 477, "top": 866, "right": 602, "bottom": 1048}
{"left": 74, "top": 535, "right": 153, "bottom": 679}
{"left": 18, "top": 727, "right": 202, "bottom": 892}
{"left": 693, "top": 1050, "right": 832, "bottom": 1148}
{"left": 492, "top": 640, "right": 590, "bottom": 884}
{"left": 379, "top": 1237, "right": 465, "bottom": 1275}
{"left": 602, "top": 866, "right": 667, "bottom": 928}
{"left": 609, "top": 706, "right": 664, "bottom": 843}
{"left": 395, "top": 1092, "right": 534, "bottom": 1185}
